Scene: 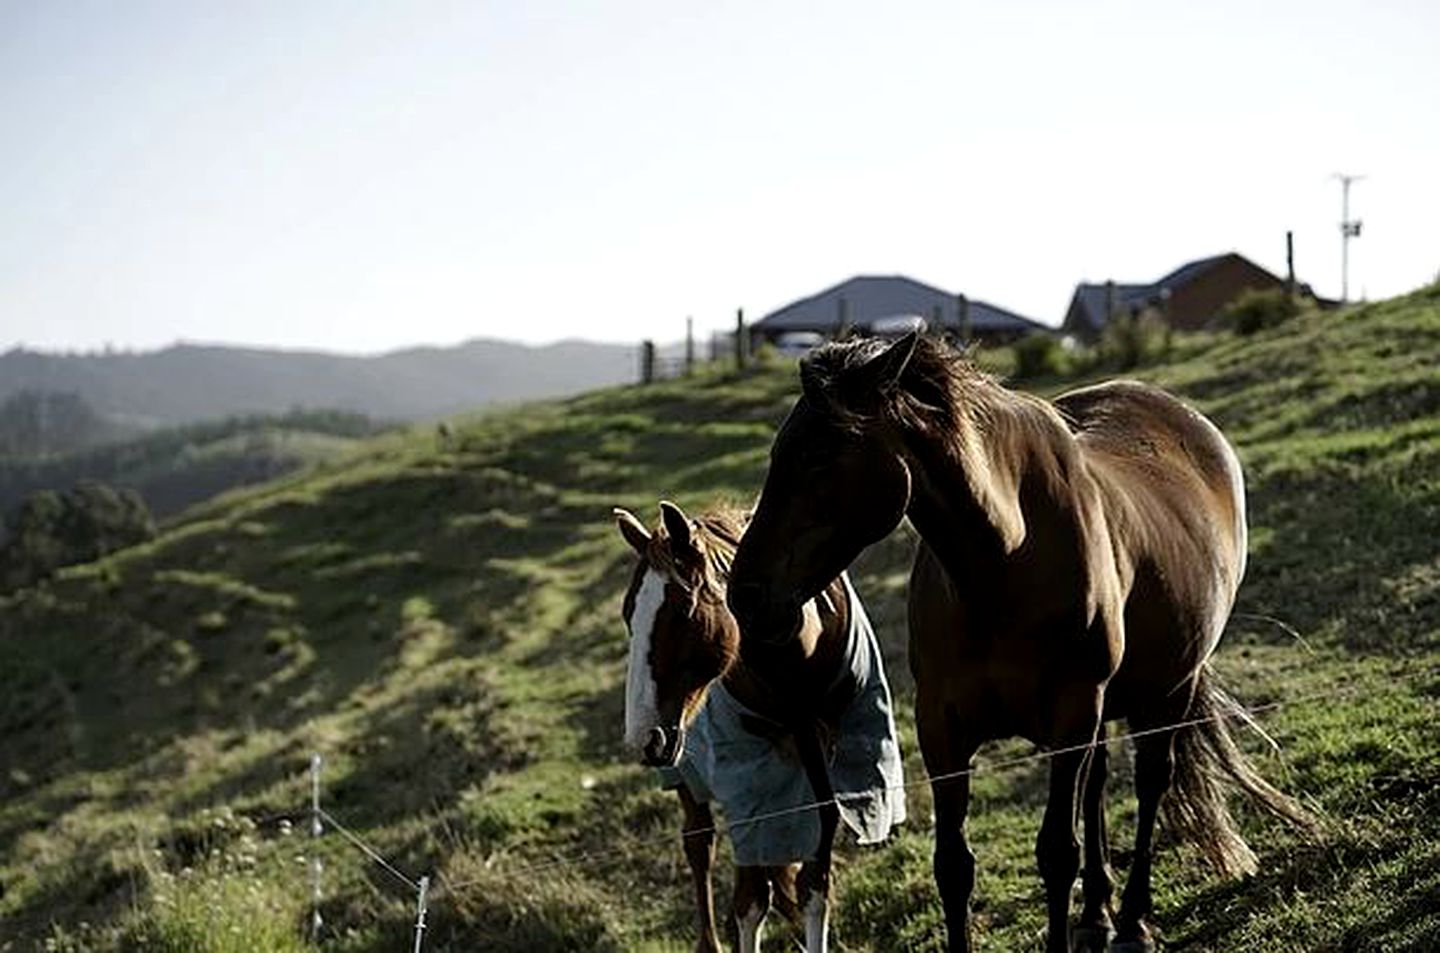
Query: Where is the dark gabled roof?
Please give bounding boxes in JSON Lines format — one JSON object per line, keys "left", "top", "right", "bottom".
{"left": 962, "top": 298, "right": 1047, "bottom": 333}
{"left": 1154, "top": 253, "right": 1231, "bottom": 290}
{"left": 1067, "top": 283, "right": 1153, "bottom": 331}
{"left": 1067, "top": 253, "right": 1277, "bottom": 332}
{"left": 754, "top": 275, "right": 1044, "bottom": 335}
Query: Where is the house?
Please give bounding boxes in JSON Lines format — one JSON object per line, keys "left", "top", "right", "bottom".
{"left": 1062, "top": 252, "right": 1293, "bottom": 340}
{"left": 750, "top": 275, "right": 1045, "bottom": 348}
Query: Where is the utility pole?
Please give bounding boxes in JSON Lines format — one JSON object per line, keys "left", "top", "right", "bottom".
{"left": 1334, "top": 173, "right": 1365, "bottom": 303}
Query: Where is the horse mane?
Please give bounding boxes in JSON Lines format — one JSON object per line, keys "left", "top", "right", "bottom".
{"left": 802, "top": 335, "right": 1076, "bottom": 552}
{"left": 801, "top": 334, "right": 1059, "bottom": 435}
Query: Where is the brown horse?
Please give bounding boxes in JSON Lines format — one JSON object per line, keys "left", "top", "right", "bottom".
{"left": 728, "top": 333, "right": 1308, "bottom": 952}
{"left": 615, "top": 501, "right": 904, "bottom": 953}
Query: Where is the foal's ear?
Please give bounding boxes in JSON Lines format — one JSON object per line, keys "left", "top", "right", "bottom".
{"left": 613, "top": 507, "right": 651, "bottom": 554}
{"left": 858, "top": 331, "right": 919, "bottom": 393}
{"left": 658, "top": 500, "right": 697, "bottom": 558}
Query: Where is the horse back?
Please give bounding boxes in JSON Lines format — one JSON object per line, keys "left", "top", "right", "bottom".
{"left": 1056, "top": 380, "right": 1247, "bottom": 676}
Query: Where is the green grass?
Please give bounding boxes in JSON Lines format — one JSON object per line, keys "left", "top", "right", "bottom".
{"left": 2, "top": 287, "right": 1439, "bottom": 950}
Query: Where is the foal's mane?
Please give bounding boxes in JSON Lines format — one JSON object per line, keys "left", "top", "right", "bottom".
{"left": 646, "top": 505, "right": 749, "bottom": 604}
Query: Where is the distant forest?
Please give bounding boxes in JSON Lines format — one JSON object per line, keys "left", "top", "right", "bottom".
{"left": 0, "top": 389, "right": 132, "bottom": 457}
{"left": 0, "top": 399, "right": 388, "bottom": 539}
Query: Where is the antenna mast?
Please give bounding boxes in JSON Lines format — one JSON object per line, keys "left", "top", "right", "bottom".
{"left": 1334, "top": 173, "right": 1365, "bottom": 303}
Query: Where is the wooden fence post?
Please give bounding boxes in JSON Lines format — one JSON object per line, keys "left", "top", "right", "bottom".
{"left": 734, "top": 309, "right": 747, "bottom": 370}
{"left": 685, "top": 317, "right": 695, "bottom": 375}
{"left": 641, "top": 340, "right": 657, "bottom": 384}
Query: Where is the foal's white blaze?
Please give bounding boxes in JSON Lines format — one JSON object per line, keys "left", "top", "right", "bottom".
{"left": 624, "top": 569, "right": 668, "bottom": 749}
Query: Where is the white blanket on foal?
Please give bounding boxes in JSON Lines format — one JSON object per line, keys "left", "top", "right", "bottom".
{"left": 664, "top": 576, "right": 906, "bottom": 865}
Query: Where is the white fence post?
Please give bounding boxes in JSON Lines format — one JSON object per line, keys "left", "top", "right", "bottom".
{"left": 412, "top": 875, "right": 431, "bottom": 953}
{"left": 311, "top": 753, "right": 324, "bottom": 942}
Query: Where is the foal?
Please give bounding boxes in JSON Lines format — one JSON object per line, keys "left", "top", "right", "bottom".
{"left": 615, "top": 501, "right": 904, "bottom": 952}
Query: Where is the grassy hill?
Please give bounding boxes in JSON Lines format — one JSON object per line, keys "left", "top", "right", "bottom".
{"left": 2, "top": 287, "right": 1438, "bottom": 951}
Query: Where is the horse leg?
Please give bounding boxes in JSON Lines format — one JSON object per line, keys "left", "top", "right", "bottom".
{"left": 1036, "top": 688, "right": 1103, "bottom": 953}
{"left": 769, "top": 863, "right": 805, "bottom": 933}
{"left": 919, "top": 702, "right": 982, "bottom": 953}
{"left": 732, "top": 866, "right": 771, "bottom": 953}
{"left": 677, "top": 786, "right": 723, "bottom": 953}
{"left": 1112, "top": 729, "right": 1176, "bottom": 952}
{"left": 1073, "top": 734, "right": 1114, "bottom": 952}
{"left": 795, "top": 726, "right": 838, "bottom": 953}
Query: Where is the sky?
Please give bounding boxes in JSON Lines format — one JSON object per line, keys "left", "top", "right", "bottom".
{"left": 2, "top": 0, "right": 1437, "bottom": 355}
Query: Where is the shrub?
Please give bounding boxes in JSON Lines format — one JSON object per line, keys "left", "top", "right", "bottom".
{"left": 1223, "top": 287, "right": 1302, "bottom": 335}
{"left": 1011, "top": 334, "right": 1067, "bottom": 378}
{"left": 1102, "top": 310, "right": 1170, "bottom": 371}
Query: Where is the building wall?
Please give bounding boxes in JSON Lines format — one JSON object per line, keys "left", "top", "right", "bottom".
{"left": 1061, "top": 295, "right": 1101, "bottom": 340}
{"left": 1166, "top": 256, "right": 1286, "bottom": 330}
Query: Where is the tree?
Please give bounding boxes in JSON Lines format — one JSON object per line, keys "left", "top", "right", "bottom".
{"left": 0, "top": 481, "right": 156, "bottom": 592}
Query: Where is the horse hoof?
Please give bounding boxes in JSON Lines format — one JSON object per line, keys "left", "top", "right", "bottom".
{"left": 1108, "top": 939, "right": 1156, "bottom": 953}
{"left": 1072, "top": 924, "right": 1113, "bottom": 952}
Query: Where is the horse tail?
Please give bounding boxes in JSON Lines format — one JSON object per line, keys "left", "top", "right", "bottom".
{"left": 1164, "top": 663, "right": 1315, "bottom": 878}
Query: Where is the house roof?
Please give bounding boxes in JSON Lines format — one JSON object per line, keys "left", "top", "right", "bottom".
{"left": 1068, "top": 283, "right": 1153, "bottom": 332}
{"left": 1155, "top": 253, "right": 1231, "bottom": 290}
{"left": 1066, "top": 252, "right": 1275, "bottom": 331}
{"left": 754, "top": 275, "right": 1044, "bottom": 335}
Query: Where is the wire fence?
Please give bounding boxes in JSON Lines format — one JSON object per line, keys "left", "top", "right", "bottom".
{"left": 304, "top": 659, "right": 1436, "bottom": 949}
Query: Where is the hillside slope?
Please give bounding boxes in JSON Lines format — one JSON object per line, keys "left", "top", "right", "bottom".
{"left": 2, "top": 287, "right": 1438, "bottom": 951}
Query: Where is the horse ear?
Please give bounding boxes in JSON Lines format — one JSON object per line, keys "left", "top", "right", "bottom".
{"left": 658, "top": 500, "right": 697, "bottom": 558}
{"left": 859, "top": 331, "right": 919, "bottom": 393}
{"left": 613, "top": 508, "right": 651, "bottom": 555}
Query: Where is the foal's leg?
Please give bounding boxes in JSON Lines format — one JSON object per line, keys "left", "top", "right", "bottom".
{"left": 918, "top": 701, "right": 982, "bottom": 953}
{"left": 768, "top": 863, "right": 805, "bottom": 932}
{"left": 732, "top": 866, "right": 771, "bottom": 953}
{"left": 1073, "top": 734, "right": 1115, "bottom": 952}
{"left": 795, "top": 726, "right": 839, "bottom": 953}
{"left": 677, "top": 786, "right": 723, "bottom": 953}
{"left": 1036, "top": 688, "right": 1104, "bottom": 953}
{"left": 1112, "top": 729, "right": 1177, "bottom": 952}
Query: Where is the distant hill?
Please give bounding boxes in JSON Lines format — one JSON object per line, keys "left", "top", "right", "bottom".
{"left": 0, "top": 338, "right": 642, "bottom": 427}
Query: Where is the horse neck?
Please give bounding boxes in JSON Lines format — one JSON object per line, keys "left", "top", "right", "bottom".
{"left": 897, "top": 383, "right": 1069, "bottom": 586}
{"left": 692, "top": 509, "right": 853, "bottom": 717}
{"left": 720, "top": 576, "right": 851, "bottom": 721}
